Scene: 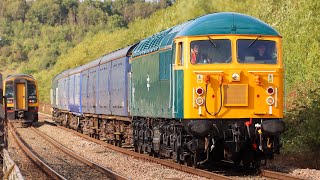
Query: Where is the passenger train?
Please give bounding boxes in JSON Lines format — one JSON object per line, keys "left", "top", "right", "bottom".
{"left": 51, "top": 12, "right": 285, "bottom": 168}
{"left": 4, "top": 74, "right": 39, "bottom": 124}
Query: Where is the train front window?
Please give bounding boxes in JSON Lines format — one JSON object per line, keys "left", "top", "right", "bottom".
{"left": 5, "top": 84, "right": 13, "bottom": 98}
{"left": 237, "top": 39, "right": 277, "bottom": 64}
{"left": 28, "top": 84, "right": 37, "bottom": 99}
{"left": 190, "top": 39, "right": 231, "bottom": 64}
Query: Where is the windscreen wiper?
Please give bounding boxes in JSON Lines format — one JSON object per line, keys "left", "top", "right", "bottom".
{"left": 248, "top": 35, "right": 261, "bottom": 47}
{"left": 207, "top": 36, "right": 217, "bottom": 48}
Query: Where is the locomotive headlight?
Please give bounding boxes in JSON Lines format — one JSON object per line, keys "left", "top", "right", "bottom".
{"left": 7, "top": 99, "right": 13, "bottom": 104}
{"left": 232, "top": 73, "right": 240, "bottom": 81}
{"left": 196, "top": 87, "right": 204, "bottom": 96}
{"left": 266, "top": 96, "right": 274, "bottom": 105}
{"left": 267, "top": 86, "right": 274, "bottom": 95}
{"left": 28, "top": 99, "right": 37, "bottom": 103}
{"left": 195, "top": 97, "right": 204, "bottom": 106}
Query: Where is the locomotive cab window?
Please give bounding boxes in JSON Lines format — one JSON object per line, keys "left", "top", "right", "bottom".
{"left": 237, "top": 39, "right": 277, "bottom": 64}
{"left": 5, "top": 82, "right": 14, "bottom": 98}
{"left": 190, "top": 39, "right": 231, "bottom": 64}
{"left": 27, "top": 82, "right": 37, "bottom": 101}
{"left": 176, "top": 42, "right": 184, "bottom": 66}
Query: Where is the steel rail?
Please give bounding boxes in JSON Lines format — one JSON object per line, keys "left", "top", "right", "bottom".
{"left": 8, "top": 122, "right": 66, "bottom": 180}
{"left": 261, "top": 169, "right": 305, "bottom": 180}
{"left": 30, "top": 126, "right": 128, "bottom": 180}
{"left": 49, "top": 122, "right": 233, "bottom": 180}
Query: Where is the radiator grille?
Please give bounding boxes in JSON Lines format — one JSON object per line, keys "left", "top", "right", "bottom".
{"left": 223, "top": 84, "right": 248, "bottom": 106}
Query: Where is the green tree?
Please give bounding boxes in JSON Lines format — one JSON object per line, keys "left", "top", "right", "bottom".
{"left": 123, "top": 1, "right": 160, "bottom": 24}
{"left": 57, "top": 0, "right": 79, "bottom": 25}
{"left": 0, "top": 0, "right": 29, "bottom": 22}
{"left": 77, "top": 0, "right": 107, "bottom": 26}
{"left": 26, "top": 0, "right": 60, "bottom": 25}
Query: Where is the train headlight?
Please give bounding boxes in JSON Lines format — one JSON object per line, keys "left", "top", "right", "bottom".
{"left": 232, "top": 73, "right": 240, "bottom": 81}
{"left": 28, "top": 99, "right": 37, "bottom": 103}
{"left": 266, "top": 96, "right": 274, "bottom": 105}
{"left": 267, "top": 86, "right": 274, "bottom": 95}
{"left": 196, "top": 87, "right": 204, "bottom": 96}
{"left": 7, "top": 99, "right": 13, "bottom": 104}
{"left": 195, "top": 97, "right": 204, "bottom": 106}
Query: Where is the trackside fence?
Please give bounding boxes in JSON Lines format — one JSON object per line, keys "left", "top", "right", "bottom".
{"left": 2, "top": 149, "right": 24, "bottom": 180}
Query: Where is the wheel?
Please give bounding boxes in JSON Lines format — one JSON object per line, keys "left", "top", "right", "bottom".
{"left": 138, "top": 145, "right": 143, "bottom": 154}
{"left": 118, "top": 140, "right": 122, "bottom": 147}
{"left": 175, "top": 147, "right": 182, "bottom": 164}
{"left": 184, "top": 156, "right": 192, "bottom": 166}
{"left": 134, "top": 144, "right": 138, "bottom": 152}
{"left": 153, "top": 152, "right": 160, "bottom": 158}
{"left": 192, "top": 153, "right": 198, "bottom": 168}
{"left": 148, "top": 150, "right": 153, "bottom": 156}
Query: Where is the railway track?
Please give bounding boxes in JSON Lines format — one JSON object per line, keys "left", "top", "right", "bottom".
{"left": 261, "top": 170, "right": 305, "bottom": 180}
{"left": 39, "top": 113, "right": 305, "bottom": 180}
{"left": 9, "top": 122, "right": 127, "bottom": 180}
{"left": 7, "top": 126, "right": 51, "bottom": 179}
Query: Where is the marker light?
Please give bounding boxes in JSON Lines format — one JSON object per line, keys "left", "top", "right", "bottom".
{"left": 28, "top": 99, "right": 37, "bottom": 103}
{"left": 196, "top": 87, "right": 204, "bottom": 96}
{"left": 267, "top": 87, "right": 274, "bottom": 95}
{"left": 195, "top": 97, "right": 204, "bottom": 106}
{"left": 7, "top": 99, "right": 13, "bottom": 104}
{"left": 266, "top": 96, "right": 275, "bottom": 105}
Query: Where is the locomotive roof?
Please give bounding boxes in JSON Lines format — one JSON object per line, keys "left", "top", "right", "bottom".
{"left": 132, "top": 21, "right": 191, "bottom": 58}
{"left": 176, "top": 12, "right": 280, "bottom": 37}
{"left": 132, "top": 12, "right": 280, "bottom": 58}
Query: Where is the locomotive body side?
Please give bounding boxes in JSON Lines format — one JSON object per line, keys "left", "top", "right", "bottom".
{"left": 4, "top": 74, "right": 39, "bottom": 123}
{"left": 130, "top": 22, "right": 191, "bottom": 119}
{"left": 131, "top": 52, "right": 173, "bottom": 118}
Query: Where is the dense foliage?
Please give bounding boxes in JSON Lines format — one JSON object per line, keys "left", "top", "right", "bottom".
{"left": 0, "top": 0, "right": 319, "bottom": 158}
{"left": 0, "top": 0, "right": 173, "bottom": 74}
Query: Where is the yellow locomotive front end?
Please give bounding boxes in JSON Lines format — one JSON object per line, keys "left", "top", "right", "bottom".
{"left": 171, "top": 13, "right": 285, "bottom": 168}
{"left": 4, "top": 74, "right": 39, "bottom": 124}
{"left": 181, "top": 35, "right": 283, "bottom": 120}
{"left": 176, "top": 34, "right": 285, "bottom": 167}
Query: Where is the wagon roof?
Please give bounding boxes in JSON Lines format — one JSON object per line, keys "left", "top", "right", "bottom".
{"left": 100, "top": 45, "right": 136, "bottom": 64}
{"left": 52, "top": 44, "right": 137, "bottom": 81}
{"left": 52, "top": 69, "right": 71, "bottom": 81}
